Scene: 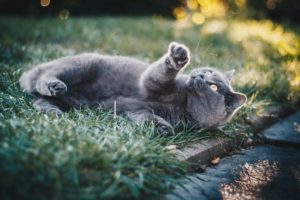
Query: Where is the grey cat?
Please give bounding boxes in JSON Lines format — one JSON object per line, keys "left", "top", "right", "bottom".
{"left": 20, "top": 42, "right": 246, "bottom": 135}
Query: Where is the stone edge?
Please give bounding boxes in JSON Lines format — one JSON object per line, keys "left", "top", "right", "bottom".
{"left": 174, "top": 105, "right": 295, "bottom": 165}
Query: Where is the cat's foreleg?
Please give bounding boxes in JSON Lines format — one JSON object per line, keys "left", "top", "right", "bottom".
{"left": 140, "top": 42, "right": 190, "bottom": 97}
{"left": 33, "top": 98, "right": 64, "bottom": 115}
{"left": 35, "top": 75, "right": 67, "bottom": 97}
{"left": 126, "top": 110, "right": 175, "bottom": 136}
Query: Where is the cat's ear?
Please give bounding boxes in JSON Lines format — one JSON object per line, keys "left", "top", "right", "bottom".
{"left": 231, "top": 92, "right": 247, "bottom": 109}
{"left": 225, "top": 70, "right": 235, "bottom": 82}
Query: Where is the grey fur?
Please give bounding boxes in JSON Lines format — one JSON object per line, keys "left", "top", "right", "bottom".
{"left": 20, "top": 42, "right": 247, "bottom": 135}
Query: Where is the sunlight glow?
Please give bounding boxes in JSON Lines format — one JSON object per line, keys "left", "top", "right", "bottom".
{"left": 221, "top": 160, "right": 279, "bottom": 199}
{"left": 187, "top": 0, "right": 198, "bottom": 10}
{"left": 192, "top": 12, "right": 205, "bottom": 25}
{"left": 235, "top": 0, "right": 247, "bottom": 8}
{"left": 236, "top": 69, "right": 270, "bottom": 87}
{"left": 228, "top": 20, "right": 299, "bottom": 56}
{"left": 291, "top": 78, "right": 300, "bottom": 87}
{"left": 227, "top": 20, "right": 300, "bottom": 100}
{"left": 197, "top": 0, "right": 227, "bottom": 17}
{"left": 284, "top": 60, "right": 300, "bottom": 87}
{"left": 201, "top": 20, "right": 227, "bottom": 34}
{"left": 174, "top": 0, "right": 228, "bottom": 25}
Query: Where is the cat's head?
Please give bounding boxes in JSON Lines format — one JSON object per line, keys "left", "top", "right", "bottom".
{"left": 185, "top": 67, "right": 247, "bottom": 128}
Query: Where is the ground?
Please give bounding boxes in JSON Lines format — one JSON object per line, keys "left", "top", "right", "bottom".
{"left": 166, "top": 112, "right": 300, "bottom": 200}
{"left": 0, "top": 16, "right": 299, "bottom": 199}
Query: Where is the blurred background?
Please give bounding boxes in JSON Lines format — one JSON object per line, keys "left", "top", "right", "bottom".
{"left": 0, "top": 0, "right": 299, "bottom": 23}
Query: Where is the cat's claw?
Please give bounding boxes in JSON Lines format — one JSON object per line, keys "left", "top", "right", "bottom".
{"left": 167, "top": 42, "right": 190, "bottom": 70}
{"left": 48, "top": 80, "right": 67, "bottom": 96}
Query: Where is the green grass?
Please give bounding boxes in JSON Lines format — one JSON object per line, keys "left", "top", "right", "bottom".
{"left": 0, "top": 16, "right": 299, "bottom": 199}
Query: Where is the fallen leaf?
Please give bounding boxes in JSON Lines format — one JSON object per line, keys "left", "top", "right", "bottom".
{"left": 165, "top": 145, "right": 177, "bottom": 151}
{"left": 211, "top": 157, "right": 220, "bottom": 165}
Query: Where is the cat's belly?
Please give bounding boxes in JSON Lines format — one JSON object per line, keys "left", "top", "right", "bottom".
{"left": 49, "top": 54, "right": 148, "bottom": 108}
{"left": 60, "top": 81, "right": 142, "bottom": 109}
{"left": 64, "top": 67, "right": 145, "bottom": 107}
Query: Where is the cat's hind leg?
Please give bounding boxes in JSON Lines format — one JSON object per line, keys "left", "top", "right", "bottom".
{"left": 35, "top": 75, "right": 67, "bottom": 97}
{"left": 33, "top": 98, "right": 64, "bottom": 115}
{"left": 126, "top": 110, "right": 175, "bottom": 136}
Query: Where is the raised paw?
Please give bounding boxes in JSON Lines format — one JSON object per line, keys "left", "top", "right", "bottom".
{"left": 48, "top": 80, "right": 67, "bottom": 96}
{"left": 166, "top": 42, "right": 190, "bottom": 70}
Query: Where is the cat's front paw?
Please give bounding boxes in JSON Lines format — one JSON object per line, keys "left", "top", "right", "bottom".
{"left": 166, "top": 42, "right": 190, "bottom": 70}
{"left": 48, "top": 80, "right": 67, "bottom": 96}
{"left": 155, "top": 122, "right": 175, "bottom": 136}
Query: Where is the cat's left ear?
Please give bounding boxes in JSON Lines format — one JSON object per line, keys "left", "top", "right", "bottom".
{"left": 225, "top": 70, "right": 235, "bottom": 82}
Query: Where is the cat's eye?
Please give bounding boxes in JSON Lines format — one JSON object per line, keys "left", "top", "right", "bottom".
{"left": 210, "top": 84, "right": 218, "bottom": 92}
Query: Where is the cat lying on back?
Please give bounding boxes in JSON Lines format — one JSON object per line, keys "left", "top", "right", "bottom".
{"left": 20, "top": 42, "right": 246, "bottom": 135}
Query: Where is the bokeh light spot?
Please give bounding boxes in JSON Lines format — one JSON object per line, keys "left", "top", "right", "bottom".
{"left": 59, "top": 9, "right": 70, "bottom": 20}
{"left": 192, "top": 12, "right": 205, "bottom": 25}
{"left": 187, "top": 0, "right": 199, "bottom": 10}
{"left": 266, "top": 0, "right": 277, "bottom": 10}
{"left": 173, "top": 7, "right": 187, "bottom": 20}
{"left": 197, "top": 0, "right": 227, "bottom": 17}
{"left": 40, "top": 0, "right": 51, "bottom": 7}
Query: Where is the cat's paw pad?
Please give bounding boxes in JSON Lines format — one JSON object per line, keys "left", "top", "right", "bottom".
{"left": 156, "top": 123, "right": 175, "bottom": 136}
{"left": 166, "top": 42, "right": 190, "bottom": 70}
{"left": 48, "top": 80, "right": 67, "bottom": 96}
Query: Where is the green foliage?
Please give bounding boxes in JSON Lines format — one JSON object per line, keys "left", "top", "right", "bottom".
{"left": 0, "top": 16, "right": 299, "bottom": 199}
{"left": 0, "top": 111, "right": 187, "bottom": 199}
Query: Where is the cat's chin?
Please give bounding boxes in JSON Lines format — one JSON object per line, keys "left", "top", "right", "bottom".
{"left": 218, "top": 110, "right": 237, "bottom": 126}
